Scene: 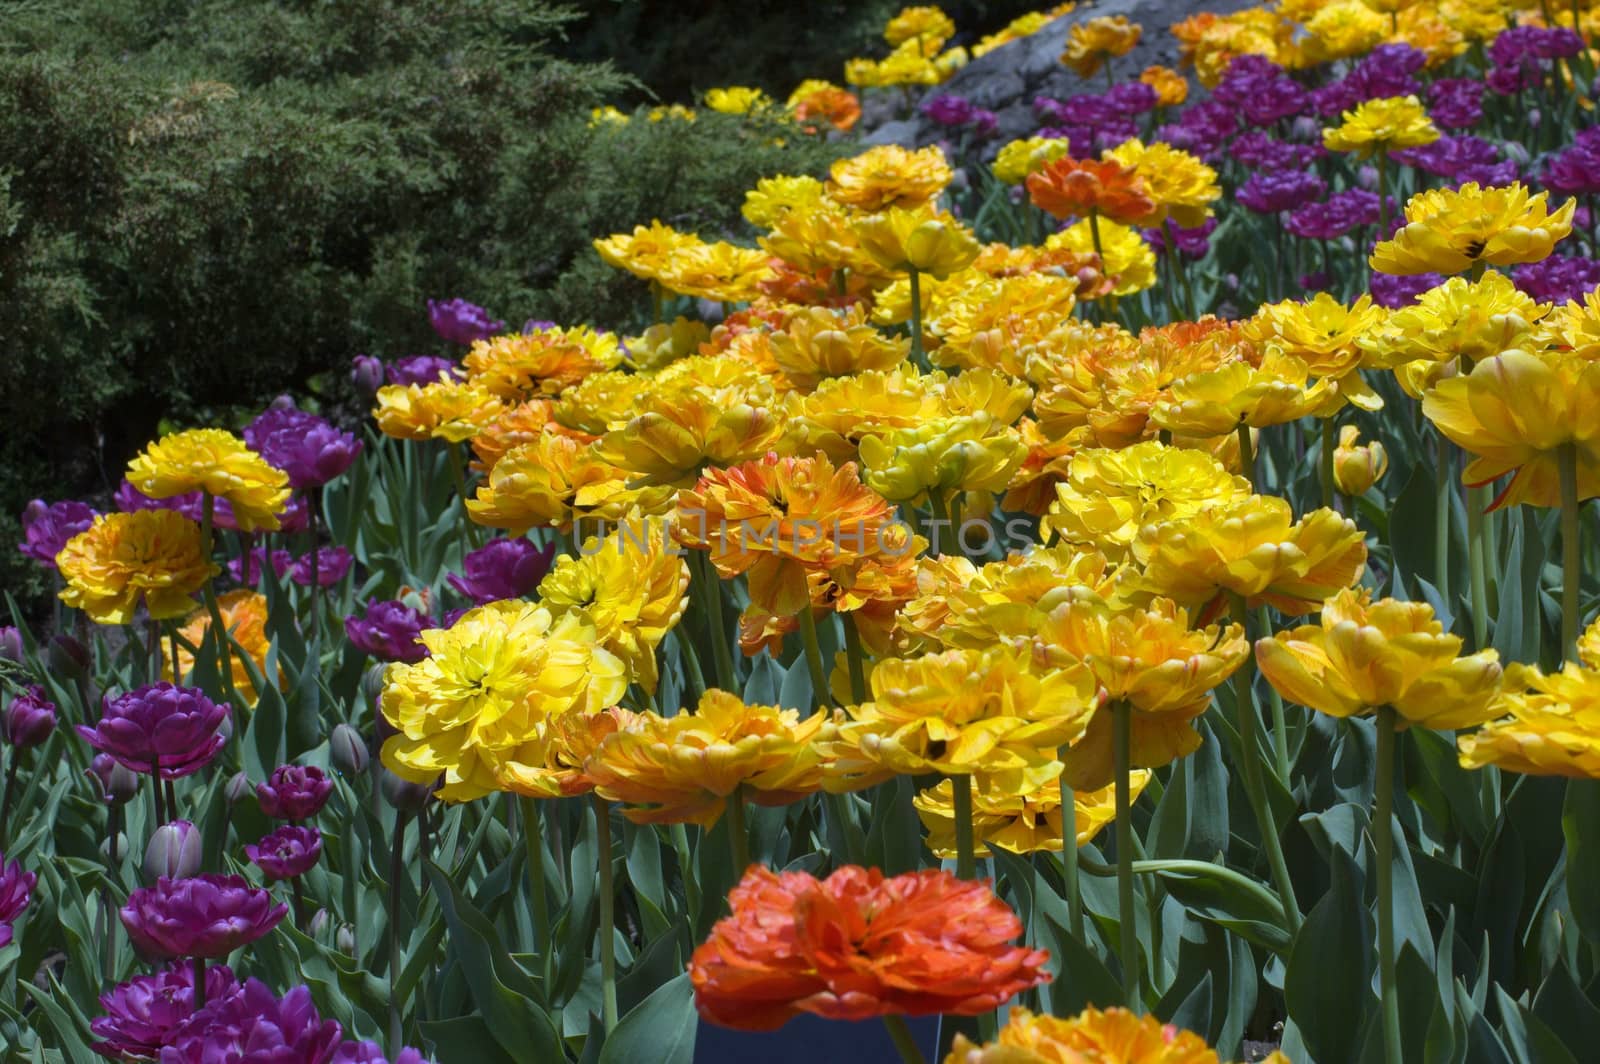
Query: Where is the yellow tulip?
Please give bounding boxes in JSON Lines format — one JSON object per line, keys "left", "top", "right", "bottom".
{"left": 1333, "top": 425, "right": 1389, "bottom": 496}
{"left": 852, "top": 206, "right": 983, "bottom": 279}
{"left": 1370, "top": 182, "right": 1576, "bottom": 276}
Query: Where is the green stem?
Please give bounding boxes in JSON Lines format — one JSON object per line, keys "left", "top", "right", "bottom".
{"left": 882, "top": 1014, "right": 927, "bottom": 1064}
{"left": 1229, "top": 594, "right": 1303, "bottom": 934}
{"left": 1375, "top": 151, "right": 1389, "bottom": 256}
{"left": 926, "top": 490, "right": 951, "bottom": 559}
{"left": 1236, "top": 423, "right": 1256, "bottom": 489}
{"left": 199, "top": 494, "right": 237, "bottom": 705}
{"left": 1374, "top": 707, "right": 1403, "bottom": 1064}
{"left": 1467, "top": 480, "right": 1489, "bottom": 651}
{"left": 1258, "top": 607, "right": 1293, "bottom": 784}
{"left": 952, "top": 773, "right": 977, "bottom": 880}
{"left": 841, "top": 611, "right": 868, "bottom": 704}
{"left": 1434, "top": 434, "right": 1451, "bottom": 603}
{"left": 1561, "top": 442, "right": 1583, "bottom": 660}
{"left": 1162, "top": 219, "right": 1195, "bottom": 319}
{"left": 1060, "top": 766, "right": 1084, "bottom": 938}
{"left": 797, "top": 604, "right": 832, "bottom": 711}
{"left": 306, "top": 487, "right": 321, "bottom": 644}
{"left": 1113, "top": 700, "right": 1139, "bottom": 1011}
{"left": 192, "top": 956, "right": 206, "bottom": 1009}
{"left": 387, "top": 811, "right": 410, "bottom": 1054}
{"left": 696, "top": 553, "right": 736, "bottom": 691}
{"left": 726, "top": 784, "right": 752, "bottom": 874}
{"left": 908, "top": 267, "right": 928, "bottom": 371}
{"left": 1320, "top": 418, "right": 1336, "bottom": 510}
{"left": 671, "top": 822, "right": 701, "bottom": 928}
{"left": 594, "top": 797, "right": 619, "bottom": 1033}
{"left": 518, "top": 797, "right": 550, "bottom": 954}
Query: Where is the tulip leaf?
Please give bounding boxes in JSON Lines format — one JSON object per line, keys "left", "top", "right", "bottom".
{"left": 418, "top": 1014, "right": 520, "bottom": 1064}
{"left": 1561, "top": 778, "right": 1600, "bottom": 945}
{"left": 1283, "top": 847, "right": 1372, "bottom": 1064}
{"left": 598, "top": 971, "right": 696, "bottom": 1064}
{"left": 1038, "top": 905, "right": 1123, "bottom": 1014}
{"left": 242, "top": 676, "right": 288, "bottom": 782}
{"left": 17, "top": 978, "right": 98, "bottom": 1064}
{"left": 1138, "top": 859, "right": 1292, "bottom": 955}
{"left": 423, "top": 860, "right": 562, "bottom": 1061}
{"left": 1532, "top": 954, "right": 1600, "bottom": 1054}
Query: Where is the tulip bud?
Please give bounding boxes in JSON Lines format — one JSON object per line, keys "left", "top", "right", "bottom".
{"left": 225, "top": 771, "right": 253, "bottom": 805}
{"left": 143, "top": 819, "right": 202, "bottom": 881}
{"left": 336, "top": 924, "right": 357, "bottom": 955}
{"left": 1502, "top": 140, "right": 1530, "bottom": 167}
{"left": 3, "top": 686, "right": 56, "bottom": 748}
{"left": 89, "top": 754, "right": 139, "bottom": 805}
{"left": 101, "top": 830, "right": 129, "bottom": 864}
{"left": 268, "top": 393, "right": 296, "bottom": 411}
{"left": 1333, "top": 426, "right": 1389, "bottom": 497}
{"left": 22, "top": 500, "right": 48, "bottom": 526}
{"left": 1528, "top": 108, "right": 1542, "bottom": 129}
{"left": 350, "top": 354, "right": 384, "bottom": 395}
{"left": 1356, "top": 164, "right": 1378, "bottom": 190}
{"left": 330, "top": 723, "right": 370, "bottom": 776}
{"left": 1291, "top": 115, "right": 1320, "bottom": 142}
{"left": 0, "top": 626, "right": 23, "bottom": 664}
{"left": 47, "top": 634, "right": 89, "bottom": 678}
{"left": 362, "top": 665, "right": 387, "bottom": 711}
{"left": 308, "top": 908, "right": 330, "bottom": 938}
{"left": 379, "top": 766, "right": 434, "bottom": 812}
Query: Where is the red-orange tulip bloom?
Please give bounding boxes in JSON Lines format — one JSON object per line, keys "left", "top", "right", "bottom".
{"left": 690, "top": 865, "right": 1051, "bottom": 1032}
{"left": 1025, "top": 157, "right": 1155, "bottom": 225}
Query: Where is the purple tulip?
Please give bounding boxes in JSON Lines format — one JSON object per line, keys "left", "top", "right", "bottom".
{"left": 1237, "top": 170, "right": 1327, "bottom": 214}
{"left": 0, "top": 627, "right": 22, "bottom": 665}
{"left": 1514, "top": 254, "right": 1600, "bottom": 304}
{"left": 344, "top": 601, "right": 429, "bottom": 664}
{"left": 78, "top": 684, "right": 230, "bottom": 780}
{"left": 1229, "top": 132, "right": 1325, "bottom": 173}
{"left": 384, "top": 355, "right": 462, "bottom": 387}
{"left": 428, "top": 298, "right": 505, "bottom": 346}
{"left": 120, "top": 874, "right": 287, "bottom": 960}
{"left": 1142, "top": 218, "right": 1216, "bottom": 259}
{"left": 445, "top": 537, "right": 555, "bottom": 605}
{"left": 1392, "top": 135, "right": 1517, "bottom": 187}
{"left": 246, "top": 826, "right": 323, "bottom": 881}
{"left": 1429, "top": 78, "right": 1484, "bottom": 130}
{"left": 330, "top": 725, "right": 369, "bottom": 777}
{"left": 257, "top": 765, "right": 334, "bottom": 820}
{"left": 522, "top": 318, "right": 558, "bottom": 334}
{"left": 333, "top": 1040, "right": 428, "bottom": 1064}
{"left": 1313, "top": 44, "right": 1424, "bottom": 118}
{"left": 91, "top": 963, "right": 240, "bottom": 1060}
{"left": 0, "top": 853, "right": 34, "bottom": 948}
{"left": 350, "top": 354, "right": 385, "bottom": 395}
{"left": 144, "top": 820, "right": 203, "bottom": 882}
{"left": 922, "top": 94, "right": 976, "bottom": 127}
{"left": 88, "top": 753, "right": 140, "bottom": 805}
{"left": 1298, "top": 272, "right": 1331, "bottom": 292}
{"left": 18, "top": 499, "right": 96, "bottom": 568}
{"left": 162, "top": 979, "right": 342, "bottom": 1064}
{"left": 1105, "top": 82, "right": 1157, "bottom": 117}
{"left": 244, "top": 407, "right": 362, "bottom": 490}
{"left": 230, "top": 547, "right": 293, "bottom": 586}
{"left": 3, "top": 685, "right": 55, "bottom": 748}
{"left": 1370, "top": 271, "right": 1444, "bottom": 309}
{"left": 290, "top": 547, "right": 352, "bottom": 588}
{"left": 1284, "top": 189, "right": 1387, "bottom": 241}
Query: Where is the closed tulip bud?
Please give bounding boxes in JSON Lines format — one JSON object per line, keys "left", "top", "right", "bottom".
{"left": 89, "top": 753, "right": 140, "bottom": 805}
{"left": 0, "top": 626, "right": 23, "bottom": 664}
{"left": 378, "top": 766, "right": 434, "bottom": 812}
{"left": 101, "top": 830, "right": 129, "bottom": 863}
{"left": 362, "top": 665, "right": 387, "bottom": 710}
{"left": 144, "top": 819, "right": 202, "bottom": 881}
{"left": 308, "top": 907, "right": 330, "bottom": 938}
{"left": 1357, "top": 164, "right": 1379, "bottom": 190}
{"left": 350, "top": 354, "right": 384, "bottom": 394}
{"left": 336, "top": 924, "right": 357, "bottom": 955}
{"left": 3, "top": 686, "right": 56, "bottom": 748}
{"left": 330, "top": 723, "right": 369, "bottom": 776}
{"left": 47, "top": 634, "right": 90, "bottom": 678}
{"left": 1333, "top": 426, "right": 1389, "bottom": 497}
{"left": 225, "top": 771, "right": 253, "bottom": 806}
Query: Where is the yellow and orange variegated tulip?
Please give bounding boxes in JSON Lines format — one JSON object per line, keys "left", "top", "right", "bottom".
{"left": 656, "top": 239, "right": 774, "bottom": 303}
{"left": 1136, "top": 494, "right": 1367, "bottom": 616}
{"left": 126, "top": 428, "right": 291, "bottom": 532}
{"left": 927, "top": 272, "right": 1080, "bottom": 374}
{"left": 1061, "top": 16, "right": 1142, "bottom": 78}
{"left": 1247, "top": 293, "right": 1388, "bottom": 411}
{"left": 469, "top": 399, "right": 573, "bottom": 473}
{"left": 1358, "top": 271, "right": 1547, "bottom": 372}
{"left": 1333, "top": 425, "right": 1389, "bottom": 496}
{"left": 1103, "top": 138, "right": 1220, "bottom": 229}
{"left": 168, "top": 590, "right": 280, "bottom": 704}
{"left": 496, "top": 707, "right": 638, "bottom": 799}
{"left": 947, "top": 1005, "right": 1223, "bottom": 1064}
{"left": 1148, "top": 350, "right": 1340, "bottom": 438}
{"left": 592, "top": 220, "right": 696, "bottom": 284}
{"left": 537, "top": 513, "right": 688, "bottom": 693}
{"left": 914, "top": 763, "right": 1149, "bottom": 859}
{"left": 1255, "top": 588, "right": 1502, "bottom": 729}
{"left": 769, "top": 305, "right": 909, "bottom": 389}
{"left": 582, "top": 690, "right": 829, "bottom": 827}
{"left": 1029, "top": 590, "right": 1248, "bottom": 789}
{"left": 1041, "top": 441, "right": 1250, "bottom": 561}
{"left": 825, "top": 144, "right": 952, "bottom": 212}
{"left": 468, "top": 430, "right": 673, "bottom": 534}
{"left": 1422, "top": 346, "right": 1600, "bottom": 509}
{"left": 822, "top": 645, "right": 1097, "bottom": 791}
{"left": 380, "top": 601, "right": 628, "bottom": 801}
{"left": 58, "top": 510, "right": 217, "bottom": 625}
{"left": 859, "top": 412, "right": 1027, "bottom": 502}
{"left": 676, "top": 452, "right": 905, "bottom": 616}
{"left": 760, "top": 201, "right": 891, "bottom": 280}
{"left": 593, "top": 384, "right": 781, "bottom": 488}
{"left": 1459, "top": 655, "right": 1600, "bottom": 779}
{"left": 373, "top": 378, "right": 506, "bottom": 445}
{"left": 851, "top": 206, "right": 983, "bottom": 279}
{"left": 1370, "top": 182, "right": 1576, "bottom": 276}
{"left": 463, "top": 326, "right": 621, "bottom": 400}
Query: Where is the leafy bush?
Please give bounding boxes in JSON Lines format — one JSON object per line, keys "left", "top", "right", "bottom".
{"left": 0, "top": 0, "right": 849, "bottom": 616}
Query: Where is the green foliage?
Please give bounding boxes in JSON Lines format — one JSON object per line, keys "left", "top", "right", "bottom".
{"left": 0, "top": 0, "right": 849, "bottom": 618}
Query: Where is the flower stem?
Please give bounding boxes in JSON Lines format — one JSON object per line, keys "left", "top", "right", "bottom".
{"left": 1059, "top": 765, "right": 1084, "bottom": 938}
{"left": 1258, "top": 608, "right": 1294, "bottom": 785}
{"left": 1374, "top": 706, "right": 1403, "bottom": 1064}
{"left": 594, "top": 796, "right": 620, "bottom": 1034}
{"left": 1229, "top": 594, "right": 1302, "bottom": 935}
{"left": 695, "top": 553, "right": 736, "bottom": 692}
{"left": 192, "top": 956, "right": 206, "bottom": 1009}
{"left": 1561, "top": 442, "right": 1583, "bottom": 659}
{"left": 908, "top": 267, "right": 928, "bottom": 371}
{"left": 518, "top": 797, "right": 550, "bottom": 954}
{"left": 387, "top": 810, "right": 409, "bottom": 1054}
{"left": 306, "top": 487, "right": 321, "bottom": 644}
{"left": 151, "top": 758, "right": 167, "bottom": 827}
{"left": 1113, "top": 699, "right": 1139, "bottom": 1011}
{"left": 199, "top": 493, "right": 237, "bottom": 706}
{"left": 726, "top": 784, "right": 752, "bottom": 875}
{"left": 952, "top": 773, "right": 977, "bottom": 880}
{"left": 1467, "top": 481, "right": 1489, "bottom": 650}
{"left": 670, "top": 822, "right": 701, "bottom": 927}
{"left": 1162, "top": 219, "right": 1195, "bottom": 319}
{"left": 797, "top": 604, "right": 832, "bottom": 712}
{"left": 291, "top": 876, "right": 309, "bottom": 932}
{"left": 1236, "top": 423, "right": 1255, "bottom": 489}
{"left": 1375, "top": 150, "right": 1389, "bottom": 250}
{"left": 1320, "top": 418, "right": 1336, "bottom": 510}
{"left": 1433, "top": 433, "right": 1451, "bottom": 603}
{"left": 882, "top": 1014, "right": 927, "bottom": 1064}
{"left": 841, "top": 611, "right": 868, "bottom": 704}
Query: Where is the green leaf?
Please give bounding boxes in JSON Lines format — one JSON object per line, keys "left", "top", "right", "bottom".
{"left": 1038, "top": 905, "right": 1122, "bottom": 1014}
{"left": 418, "top": 1014, "right": 520, "bottom": 1064}
{"left": 422, "top": 860, "right": 561, "bottom": 1061}
{"left": 598, "top": 971, "right": 696, "bottom": 1064}
{"left": 1284, "top": 848, "right": 1373, "bottom": 1064}
{"left": 17, "top": 979, "right": 97, "bottom": 1064}
{"left": 1561, "top": 778, "right": 1600, "bottom": 945}
{"left": 1140, "top": 859, "right": 1292, "bottom": 955}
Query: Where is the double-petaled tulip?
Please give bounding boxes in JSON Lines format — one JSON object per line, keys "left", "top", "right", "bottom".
{"left": 256, "top": 764, "right": 333, "bottom": 821}
{"left": 245, "top": 826, "right": 323, "bottom": 881}
{"left": 769, "top": 305, "right": 909, "bottom": 388}
{"left": 168, "top": 590, "right": 279, "bottom": 702}
{"left": 690, "top": 865, "right": 1051, "bottom": 1031}
{"left": 913, "top": 764, "right": 1148, "bottom": 859}
{"left": 1060, "top": 15, "right": 1142, "bottom": 78}
{"left": 851, "top": 206, "right": 982, "bottom": 279}
{"left": 1148, "top": 350, "right": 1340, "bottom": 439}
{"left": 858, "top": 412, "right": 1027, "bottom": 502}
{"left": 372, "top": 377, "right": 505, "bottom": 444}
{"left": 824, "top": 144, "right": 952, "bottom": 211}
{"left": 242, "top": 406, "right": 362, "bottom": 490}
{"left": 1371, "top": 182, "right": 1576, "bottom": 276}
{"left": 1256, "top": 588, "right": 1502, "bottom": 729}
{"left": 1026, "top": 157, "right": 1155, "bottom": 225}
{"left": 57, "top": 511, "right": 216, "bottom": 625}
{"left": 89, "top": 963, "right": 240, "bottom": 1060}
{"left": 1103, "top": 138, "right": 1220, "bottom": 229}
{"left": 17, "top": 499, "right": 96, "bottom": 569}
{"left": 1248, "top": 293, "right": 1389, "bottom": 410}
{"left": 120, "top": 874, "right": 287, "bottom": 960}
{"left": 949, "top": 1006, "right": 1228, "bottom": 1064}
{"left": 125, "top": 429, "right": 290, "bottom": 533}
{"left": 79, "top": 683, "right": 230, "bottom": 780}
{"left": 1321, "top": 95, "right": 1439, "bottom": 158}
